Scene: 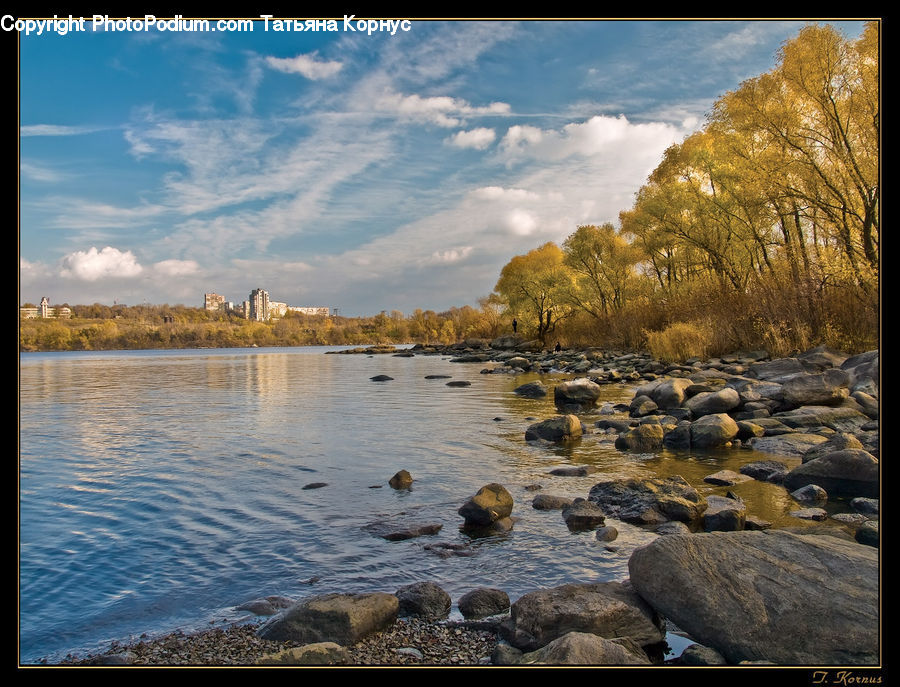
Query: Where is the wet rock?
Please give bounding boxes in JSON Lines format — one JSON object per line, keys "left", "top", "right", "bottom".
{"left": 519, "top": 632, "right": 650, "bottom": 665}
{"left": 458, "top": 588, "right": 510, "bottom": 620}
{"left": 502, "top": 582, "right": 665, "bottom": 652}
{"left": 649, "top": 378, "right": 695, "bottom": 410}
{"left": 380, "top": 524, "right": 443, "bottom": 541}
{"left": 554, "top": 378, "right": 602, "bottom": 410}
{"left": 790, "top": 484, "right": 828, "bottom": 504}
{"left": 525, "top": 415, "right": 583, "bottom": 442}
{"left": 595, "top": 526, "right": 619, "bottom": 542}
{"left": 370, "top": 375, "right": 394, "bottom": 382}
{"left": 595, "top": 418, "right": 633, "bottom": 433}
{"left": 690, "top": 413, "right": 739, "bottom": 448}
{"left": 549, "top": 466, "right": 598, "bottom": 477}
{"left": 237, "top": 596, "right": 296, "bottom": 616}
{"left": 302, "top": 482, "right": 328, "bottom": 490}
{"left": 703, "top": 495, "right": 746, "bottom": 532}
{"left": 851, "top": 497, "right": 878, "bottom": 516}
{"left": 703, "top": 470, "right": 752, "bottom": 486}
{"left": 531, "top": 494, "right": 574, "bottom": 510}
{"left": 561, "top": 498, "right": 606, "bottom": 531}
{"left": 628, "top": 530, "right": 878, "bottom": 664}
{"left": 855, "top": 520, "right": 878, "bottom": 547}
{"left": 257, "top": 593, "right": 399, "bottom": 644}
{"left": 396, "top": 582, "right": 451, "bottom": 620}
{"left": 655, "top": 521, "right": 691, "bottom": 536}
{"left": 748, "top": 433, "right": 827, "bottom": 457}
{"left": 424, "top": 374, "right": 452, "bottom": 379}
{"left": 663, "top": 424, "right": 692, "bottom": 449}
{"left": 588, "top": 476, "right": 707, "bottom": 526}
{"left": 736, "top": 420, "right": 766, "bottom": 440}
{"left": 629, "top": 395, "right": 658, "bottom": 417}
{"left": 790, "top": 507, "right": 828, "bottom": 521}
{"left": 446, "top": 380, "right": 472, "bottom": 387}
{"left": 783, "top": 449, "right": 879, "bottom": 498}
{"left": 458, "top": 483, "right": 514, "bottom": 528}
{"left": 388, "top": 470, "right": 413, "bottom": 489}
{"left": 514, "top": 381, "right": 548, "bottom": 398}
{"left": 684, "top": 388, "right": 741, "bottom": 418}
{"left": 739, "top": 460, "right": 788, "bottom": 482}
{"left": 614, "top": 424, "right": 665, "bottom": 452}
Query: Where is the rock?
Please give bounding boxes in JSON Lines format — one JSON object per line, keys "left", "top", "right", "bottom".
{"left": 514, "top": 381, "right": 548, "bottom": 398}
{"left": 802, "top": 432, "right": 864, "bottom": 463}
{"left": 548, "top": 466, "right": 597, "bottom": 477}
{"left": 595, "top": 418, "right": 633, "bottom": 433}
{"left": 663, "top": 424, "right": 692, "bottom": 449}
{"left": 748, "top": 433, "right": 827, "bottom": 457}
{"left": 388, "top": 470, "right": 413, "bottom": 489}
{"left": 855, "top": 520, "right": 878, "bottom": 547}
{"left": 491, "top": 643, "right": 524, "bottom": 665}
{"left": 505, "top": 356, "right": 531, "bottom": 370}
{"left": 257, "top": 642, "right": 349, "bottom": 665}
{"left": 703, "top": 495, "right": 746, "bottom": 532}
{"left": 790, "top": 484, "right": 828, "bottom": 504}
{"left": 458, "top": 588, "right": 510, "bottom": 620}
{"left": 84, "top": 652, "right": 137, "bottom": 665}
{"left": 524, "top": 484, "right": 543, "bottom": 491}
{"left": 690, "top": 413, "right": 739, "bottom": 448}
{"left": 655, "top": 521, "right": 692, "bottom": 535}
{"left": 851, "top": 497, "right": 878, "bottom": 515}
{"left": 774, "top": 406, "right": 870, "bottom": 433}
{"left": 424, "top": 374, "right": 452, "bottom": 379}
{"left": 628, "top": 530, "right": 878, "bottom": 664}
{"left": 525, "top": 415, "right": 583, "bottom": 442}
{"left": 841, "top": 350, "right": 878, "bottom": 391}
{"left": 236, "top": 596, "right": 295, "bottom": 616}
{"left": 798, "top": 344, "right": 848, "bottom": 370}
{"left": 561, "top": 498, "right": 606, "bottom": 531}
{"left": 783, "top": 449, "right": 878, "bottom": 498}
{"left": 502, "top": 582, "right": 665, "bottom": 652}
{"left": 381, "top": 524, "right": 442, "bottom": 541}
{"left": 736, "top": 420, "right": 766, "bottom": 440}
{"left": 491, "top": 335, "right": 524, "bottom": 350}
{"left": 595, "top": 526, "right": 619, "bottom": 542}
{"left": 679, "top": 643, "right": 728, "bottom": 666}
{"left": 396, "top": 582, "right": 451, "bottom": 620}
{"left": 446, "top": 380, "right": 472, "bottom": 387}
{"left": 458, "top": 483, "right": 514, "bottom": 528}
{"left": 739, "top": 460, "right": 788, "bottom": 482}
{"left": 703, "top": 469, "right": 752, "bottom": 486}
{"left": 588, "top": 476, "right": 707, "bottom": 525}
{"left": 831, "top": 513, "right": 869, "bottom": 526}
{"left": 790, "top": 507, "right": 828, "bottom": 521}
{"left": 782, "top": 369, "right": 850, "bottom": 407}
{"left": 684, "top": 388, "right": 741, "bottom": 417}
{"left": 748, "top": 357, "right": 807, "bottom": 382}
{"left": 519, "top": 632, "right": 650, "bottom": 665}
{"left": 370, "top": 375, "right": 394, "bottom": 382}
{"left": 531, "top": 494, "right": 574, "bottom": 510}
{"left": 302, "top": 482, "right": 328, "bottom": 490}
{"left": 744, "top": 516, "right": 772, "bottom": 530}
{"left": 554, "top": 378, "right": 602, "bottom": 409}
{"left": 629, "top": 395, "right": 658, "bottom": 417}
{"left": 649, "top": 377, "right": 695, "bottom": 409}
{"left": 850, "top": 391, "right": 878, "bottom": 419}
{"left": 614, "top": 424, "right": 665, "bottom": 452}
{"left": 257, "top": 593, "right": 399, "bottom": 644}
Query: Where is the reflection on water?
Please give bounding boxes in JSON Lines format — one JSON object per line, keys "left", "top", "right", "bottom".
{"left": 19, "top": 347, "right": 851, "bottom": 664}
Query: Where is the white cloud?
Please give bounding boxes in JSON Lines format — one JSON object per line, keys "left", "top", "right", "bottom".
{"left": 504, "top": 209, "right": 538, "bottom": 236}
{"left": 469, "top": 186, "right": 539, "bottom": 202}
{"left": 499, "top": 124, "right": 544, "bottom": 152}
{"left": 426, "top": 246, "right": 473, "bottom": 264}
{"left": 20, "top": 162, "right": 64, "bottom": 183}
{"left": 447, "top": 128, "right": 496, "bottom": 150}
{"left": 265, "top": 52, "right": 343, "bottom": 80}
{"left": 20, "top": 124, "right": 107, "bottom": 137}
{"left": 153, "top": 259, "right": 200, "bottom": 276}
{"left": 376, "top": 90, "right": 510, "bottom": 128}
{"left": 59, "top": 247, "right": 144, "bottom": 281}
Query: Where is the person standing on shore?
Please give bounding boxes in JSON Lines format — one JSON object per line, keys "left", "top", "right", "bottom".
{"left": 512, "top": 318, "right": 517, "bottom": 334}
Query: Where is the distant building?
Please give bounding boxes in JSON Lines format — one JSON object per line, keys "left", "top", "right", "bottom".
{"left": 268, "top": 301, "right": 288, "bottom": 318}
{"left": 249, "top": 289, "right": 269, "bottom": 321}
{"left": 20, "top": 297, "right": 70, "bottom": 319}
{"left": 204, "top": 293, "right": 226, "bottom": 311}
{"left": 286, "top": 306, "right": 331, "bottom": 317}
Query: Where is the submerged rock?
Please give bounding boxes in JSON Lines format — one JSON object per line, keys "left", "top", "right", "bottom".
{"left": 588, "top": 476, "right": 707, "bottom": 526}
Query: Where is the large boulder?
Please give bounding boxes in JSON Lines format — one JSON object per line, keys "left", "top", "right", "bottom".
{"left": 588, "top": 476, "right": 707, "bottom": 525}
{"left": 525, "top": 415, "right": 583, "bottom": 442}
{"left": 257, "top": 593, "right": 399, "bottom": 644}
{"left": 782, "top": 369, "right": 850, "bottom": 407}
{"left": 532, "top": 494, "right": 574, "bottom": 510}
{"left": 554, "top": 378, "right": 602, "bottom": 409}
{"left": 628, "top": 531, "right": 878, "bottom": 664}
{"left": 783, "top": 449, "right": 879, "bottom": 498}
{"left": 514, "top": 381, "right": 548, "bottom": 398}
{"left": 748, "top": 433, "right": 828, "bottom": 457}
{"left": 748, "top": 358, "right": 807, "bottom": 382}
{"left": 458, "top": 483, "right": 514, "bottom": 528}
{"left": 841, "top": 350, "right": 878, "bottom": 391}
{"left": 684, "top": 388, "right": 741, "bottom": 417}
{"left": 458, "top": 587, "right": 510, "bottom": 620}
{"left": 491, "top": 335, "right": 525, "bottom": 350}
{"left": 797, "top": 344, "right": 849, "bottom": 370}
{"left": 388, "top": 470, "right": 413, "bottom": 489}
{"left": 690, "top": 413, "right": 739, "bottom": 448}
{"left": 257, "top": 642, "right": 349, "bottom": 665}
{"left": 703, "top": 495, "right": 746, "bottom": 532}
{"left": 650, "top": 377, "right": 695, "bottom": 410}
{"left": 502, "top": 582, "right": 665, "bottom": 652}
{"left": 774, "top": 406, "right": 870, "bottom": 433}
{"left": 561, "top": 498, "right": 606, "bottom": 531}
{"left": 518, "top": 632, "right": 650, "bottom": 665}
{"left": 802, "top": 432, "right": 863, "bottom": 463}
{"left": 396, "top": 582, "right": 451, "bottom": 619}
{"left": 614, "top": 424, "right": 665, "bottom": 452}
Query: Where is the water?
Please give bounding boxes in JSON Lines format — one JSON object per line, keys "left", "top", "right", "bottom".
{"left": 19, "top": 346, "right": 844, "bottom": 664}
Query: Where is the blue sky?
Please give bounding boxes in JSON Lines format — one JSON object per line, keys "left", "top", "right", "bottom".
{"left": 18, "top": 18, "right": 867, "bottom": 315}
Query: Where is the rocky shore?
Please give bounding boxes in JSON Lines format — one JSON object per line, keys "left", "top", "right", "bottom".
{"left": 50, "top": 338, "right": 879, "bottom": 667}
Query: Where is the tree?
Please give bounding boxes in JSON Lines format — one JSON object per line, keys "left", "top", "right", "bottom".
{"left": 495, "top": 242, "right": 573, "bottom": 343}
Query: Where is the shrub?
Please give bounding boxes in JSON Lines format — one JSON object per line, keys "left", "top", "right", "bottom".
{"left": 645, "top": 321, "right": 712, "bottom": 362}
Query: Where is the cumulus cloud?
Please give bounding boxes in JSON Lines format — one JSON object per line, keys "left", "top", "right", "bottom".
{"left": 447, "top": 128, "right": 496, "bottom": 150}
{"left": 376, "top": 90, "right": 510, "bottom": 127}
{"left": 153, "top": 259, "right": 200, "bottom": 276}
{"left": 504, "top": 209, "right": 538, "bottom": 236}
{"left": 469, "top": 186, "right": 539, "bottom": 202}
{"left": 265, "top": 53, "right": 343, "bottom": 80}
{"left": 59, "top": 247, "right": 144, "bottom": 281}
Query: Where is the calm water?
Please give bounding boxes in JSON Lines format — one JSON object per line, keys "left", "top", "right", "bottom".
{"left": 19, "top": 346, "right": 841, "bottom": 664}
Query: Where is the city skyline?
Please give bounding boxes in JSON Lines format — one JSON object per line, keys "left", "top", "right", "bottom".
{"left": 18, "top": 19, "right": 868, "bottom": 316}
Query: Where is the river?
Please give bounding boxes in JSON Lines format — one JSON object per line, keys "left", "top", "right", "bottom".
{"left": 18, "top": 346, "right": 839, "bottom": 664}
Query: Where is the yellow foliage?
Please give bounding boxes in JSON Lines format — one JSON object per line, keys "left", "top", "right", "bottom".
{"left": 645, "top": 322, "right": 712, "bottom": 363}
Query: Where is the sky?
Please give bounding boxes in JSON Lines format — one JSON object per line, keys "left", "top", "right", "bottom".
{"left": 17, "top": 18, "right": 868, "bottom": 316}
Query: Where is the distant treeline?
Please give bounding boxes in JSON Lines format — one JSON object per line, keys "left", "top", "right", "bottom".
{"left": 19, "top": 303, "right": 508, "bottom": 352}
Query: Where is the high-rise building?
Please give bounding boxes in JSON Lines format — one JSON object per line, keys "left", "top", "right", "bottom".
{"left": 249, "top": 288, "right": 269, "bottom": 321}
{"left": 204, "top": 293, "right": 226, "bottom": 311}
